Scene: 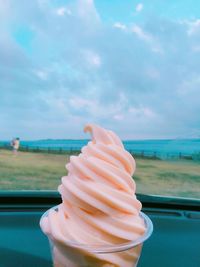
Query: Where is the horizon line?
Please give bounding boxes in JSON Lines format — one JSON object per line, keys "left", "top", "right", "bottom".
{"left": 1, "top": 137, "right": 200, "bottom": 142}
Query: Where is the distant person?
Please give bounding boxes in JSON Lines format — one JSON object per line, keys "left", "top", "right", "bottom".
{"left": 11, "top": 138, "right": 20, "bottom": 154}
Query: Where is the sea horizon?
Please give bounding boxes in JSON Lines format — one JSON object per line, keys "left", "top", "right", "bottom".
{"left": 1, "top": 138, "right": 200, "bottom": 157}
{"left": 1, "top": 137, "right": 200, "bottom": 142}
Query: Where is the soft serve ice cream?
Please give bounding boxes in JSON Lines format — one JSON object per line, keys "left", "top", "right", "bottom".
{"left": 40, "top": 124, "right": 150, "bottom": 267}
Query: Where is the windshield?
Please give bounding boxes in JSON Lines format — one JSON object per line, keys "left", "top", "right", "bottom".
{"left": 0, "top": 0, "right": 200, "bottom": 199}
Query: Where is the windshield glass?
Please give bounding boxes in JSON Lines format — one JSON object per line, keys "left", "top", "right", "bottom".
{"left": 0, "top": 0, "right": 200, "bottom": 199}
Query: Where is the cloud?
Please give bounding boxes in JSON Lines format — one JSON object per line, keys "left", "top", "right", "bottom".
{"left": 34, "top": 69, "right": 49, "bottom": 80}
{"left": 113, "top": 114, "right": 124, "bottom": 121}
{"left": 192, "top": 45, "right": 200, "bottom": 52}
{"left": 146, "top": 67, "right": 160, "bottom": 80}
{"left": 184, "top": 19, "right": 200, "bottom": 35}
{"left": 82, "top": 49, "right": 101, "bottom": 68}
{"left": 56, "top": 7, "right": 72, "bottom": 16}
{"left": 113, "top": 22, "right": 127, "bottom": 31}
{"left": 113, "top": 22, "right": 163, "bottom": 54}
{"left": 131, "top": 24, "right": 152, "bottom": 41}
{"left": 68, "top": 92, "right": 127, "bottom": 120}
{"left": 76, "top": 0, "right": 100, "bottom": 27}
{"left": 131, "top": 24, "right": 163, "bottom": 54}
{"left": 128, "top": 106, "right": 157, "bottom": 119}
{"left": 1, "top": 0, "right": 200, "bottom": 139}
{"left": 135, "top": 3, "right": 143, "bottom": 12}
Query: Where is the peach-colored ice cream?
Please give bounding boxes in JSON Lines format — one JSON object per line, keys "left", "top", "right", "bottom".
{"left": 40, "top": 124, "right": 147, "bottom": 267}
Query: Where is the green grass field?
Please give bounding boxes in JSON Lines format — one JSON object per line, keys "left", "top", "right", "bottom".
{"left": 0, "top": 149, "right": 199, "bottom": 198}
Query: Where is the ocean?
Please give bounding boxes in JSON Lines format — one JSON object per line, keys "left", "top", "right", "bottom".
{"left": 15, "top": 139, "right": 200, "bottom": 158}
{"left": 1, "top": 139, "right": 200, "bottom": 159}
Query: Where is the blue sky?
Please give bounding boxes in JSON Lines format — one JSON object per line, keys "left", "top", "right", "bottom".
{"left": 1, "top": 0, "right": 200, "bottom": 140}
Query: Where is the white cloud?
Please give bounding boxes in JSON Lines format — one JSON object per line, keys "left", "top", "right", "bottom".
{"left": 146, "top": 67, "right": 160, "bottom": 80}
{"left": 0, "top": 0, "right": 10, "bottom": 19}
{"left": 69, "top": 97, "right": 92, "bottom": 109}
{"left": 34, "top": 70, "right": 48, "bottom": 80}
{"left": 136, "top": 3, "right": 143, "bottom": 12}
{"left": 131, "top": 24, "right": 152, "bottom": 42}
{"left": 45, "top": 97, "right": 67, "bottom": 111}
{"left": 192, "top": 45, "right": 200, "bottom": 52}
{"left": 131, "top": 24, "right": 164, "bottom": 54}
{"left": 82, "top": 50, "right": 101, "bottom": 67}
{"left": 177, "top": 76, "right": 200, "bottom": 95}
{"left": 186, "top": 19, "right": 200, "bottom": 35}
{"left": 128, "top": 106, "right": 157, "bottom": 119}
{"left": 56, "top": 7, "right": 72, "bottom": 16}
{"left": 113, "top": 22, "right": 127, "bottom": 31}
{"left": 37, "top": 0, "right": 50, "bottom": 10}
{"left": 180, "top": 18, "right": 200, "bottom": 36}
{"left": 151, "top": 46, "right": 163, "bottom": 54}
{"left": 113, "top": 114, "right": 124, "bottom": 121}
{"left": 68, "top": 94, "right": 127, "bottom": 121}
{"left": 77, "top": 0, "right": 100, "bottom": 25}
{"left": 1, "top": 1, "right": 200, "bottom": 139}
{"left": 69, "top": 96, "right": 105, "bottom": 117}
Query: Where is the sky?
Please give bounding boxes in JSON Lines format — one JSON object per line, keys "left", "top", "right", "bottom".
{"left": 1, "top": 0, "right": 200, "bottom": 140}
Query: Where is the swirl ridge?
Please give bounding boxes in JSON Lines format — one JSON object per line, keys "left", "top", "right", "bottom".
{"left": 41, "top": 124, "right": 146, "bottom": 267}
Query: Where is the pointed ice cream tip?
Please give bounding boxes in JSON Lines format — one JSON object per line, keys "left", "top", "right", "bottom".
{"left": 84, "top": 123, "right": 124, "bottom": 148}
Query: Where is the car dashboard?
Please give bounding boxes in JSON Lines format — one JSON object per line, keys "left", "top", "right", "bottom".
{"left": 0, "top": 192, "right": 200, "bottom": 267}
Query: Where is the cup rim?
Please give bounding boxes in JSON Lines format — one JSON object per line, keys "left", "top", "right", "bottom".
{"left": 40, "top": 205, "right": 153, "bottom": 253}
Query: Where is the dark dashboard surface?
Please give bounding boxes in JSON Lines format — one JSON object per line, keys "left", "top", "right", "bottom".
{"left": 0, "top": 192, "right": 200, "bottom": 267}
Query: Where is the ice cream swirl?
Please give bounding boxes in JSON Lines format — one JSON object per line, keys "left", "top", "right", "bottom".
{"left": 41, "top": 124, "right": 146, "bottom": 267}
